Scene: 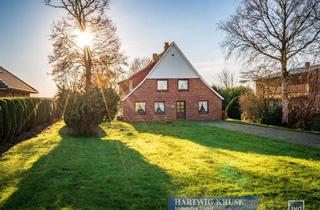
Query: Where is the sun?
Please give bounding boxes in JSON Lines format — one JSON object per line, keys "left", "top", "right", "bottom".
{"left": 76, "top": 31, "right": 93, "bottom": 48}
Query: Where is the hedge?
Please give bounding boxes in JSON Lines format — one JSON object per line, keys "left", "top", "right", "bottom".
{"left": 0, "top": 97, "right": 56, "bottom": 144}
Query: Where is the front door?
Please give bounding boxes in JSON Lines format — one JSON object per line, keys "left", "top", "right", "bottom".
{"left": 176, "top": 101, "right": 186, "bottom": 120}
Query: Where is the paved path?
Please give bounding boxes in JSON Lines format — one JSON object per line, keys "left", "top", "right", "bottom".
{"left": 202, "top": 121, "right": 320, "bottom": 149}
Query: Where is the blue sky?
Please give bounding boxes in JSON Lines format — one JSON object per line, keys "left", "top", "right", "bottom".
{"left": 0, "top": 0, "right": 238, "bottom": 97}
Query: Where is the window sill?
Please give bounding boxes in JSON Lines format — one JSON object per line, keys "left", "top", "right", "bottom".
{"left": 198, "top": 112, "right": 209, "bottom": 114}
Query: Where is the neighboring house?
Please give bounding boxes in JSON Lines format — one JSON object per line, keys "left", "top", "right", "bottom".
{"left": 0, "top": 66, "right": 38, "bottom": 97}
{"left": 256, "top": 62, "right": 320, "bottom": 113}
{"left": 118, "top": 42, "right": 223, "bottom": 121}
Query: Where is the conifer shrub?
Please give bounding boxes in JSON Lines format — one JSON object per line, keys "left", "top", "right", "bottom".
{"left": 63, "top": 87, "right": 119, "bottom": 136}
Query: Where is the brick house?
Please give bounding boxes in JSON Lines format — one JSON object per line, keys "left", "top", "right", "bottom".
{"left": 256, "top": 62, "right": 320, "bottom": 114}
{"left": 118, "top": 42, "right": 223, "bottom": 121}
{"left": 0, "top": 66, "right": 38, "bottom": 97}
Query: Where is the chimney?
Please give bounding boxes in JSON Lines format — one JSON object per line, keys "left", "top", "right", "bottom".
{"left": 305, "top": 61, "right": 310, "bottom": 71}
{"left": 164, "top": 42, "right": 170, "bottom": 51}
{"left": 152, "top": 53, "right": 158, "bottom": 61}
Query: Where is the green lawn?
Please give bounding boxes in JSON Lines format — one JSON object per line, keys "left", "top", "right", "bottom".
{"left": 1, "top": 121, "right": 320, "bottom": 209}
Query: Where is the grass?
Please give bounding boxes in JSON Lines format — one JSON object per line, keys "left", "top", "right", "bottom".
{"left": 0, "top": 121, "right": 320, "bottom": 209}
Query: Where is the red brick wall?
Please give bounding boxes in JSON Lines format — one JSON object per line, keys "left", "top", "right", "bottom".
{"left": 0, "top": 90, "right": 30, "bottom": 97}
{"left": 121, "top": 78, "right": 222, "bottom": 121}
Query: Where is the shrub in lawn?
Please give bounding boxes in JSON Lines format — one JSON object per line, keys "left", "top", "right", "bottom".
{"left": 63, "top": 87, "right": 119, "bottom": 136}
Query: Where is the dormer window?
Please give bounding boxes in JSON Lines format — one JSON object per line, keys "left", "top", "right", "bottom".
{"left": 157, "top": 80, "right": 168, "bottom": 91}
{"left": 178, "top": 79, "right": 189, "bottom": 91}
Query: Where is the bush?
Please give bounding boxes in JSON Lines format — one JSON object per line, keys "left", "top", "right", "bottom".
{"left": 217, "top": 86, "right": 249, "bottom": 119}
{"left": 63, "top": 87, "right": 119, "bottom": 136}
{"left": 261, "top": 104, "right": 282, "bottom": 125}
{"left": 310, "top": 114, "right": 320, "bottom": 131}
{"left": 239, "top": 91, "right": 264, "bottom": 123}
{"left": 225, "top": 96, "right": 241, "bottom": 119}
{"left": 0, "top": 97, "right": 56, "bottom": 144}
{"left": 6, "top": 99, "right": 17, "bottom": 140}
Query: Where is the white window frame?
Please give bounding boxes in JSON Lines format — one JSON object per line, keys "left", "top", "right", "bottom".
{"left": 157, "top": 80, "right": 168, "bottom": 91}
{"left": 135, "top": 102, "right": 146, "bottom": 114}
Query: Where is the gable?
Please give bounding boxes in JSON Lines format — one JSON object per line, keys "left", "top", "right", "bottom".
{"left": 148, "top": 45, "right": 199, "bottom": 79}
{"left": 121, "top": 42, "right": 224, "bottom": 101}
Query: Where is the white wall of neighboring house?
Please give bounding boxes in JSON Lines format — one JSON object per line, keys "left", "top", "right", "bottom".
{"left": 148, "top": 45, "right": 200, "bottom": 79}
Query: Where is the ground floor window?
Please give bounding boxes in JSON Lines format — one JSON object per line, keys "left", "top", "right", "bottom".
{"left": 135, "top": 102, "right": 146, "bottom": 114}
{"left": 198, "top": 101, "right": 208, "bottom": 113}
{"left": 154, "top": 101, "right": 165, "bottom": 114}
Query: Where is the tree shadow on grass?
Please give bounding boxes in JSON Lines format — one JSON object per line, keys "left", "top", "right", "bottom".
{"left": 130, "top": 121, "right": 320, "bottom": 161}
{"left": 217, "top": 164, "right": 320, "bottom": 209}
{"left": 1, "top": 126, "right": 173, "bottom": 210}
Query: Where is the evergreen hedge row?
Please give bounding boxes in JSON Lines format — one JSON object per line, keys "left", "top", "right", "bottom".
{"left": 0, "top": 98, "right": 56, "bottom": 144}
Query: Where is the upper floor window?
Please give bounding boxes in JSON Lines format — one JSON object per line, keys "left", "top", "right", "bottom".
{"left": 178, "top": 79, "right": 189, "bottom": 91}
{"left": 157, "top": 80, "right": 168, "bottom": 91}
{"left": 198, "top": 101, "right": 208, "bottom": 113}
{"left": 154, "top": 101, "right": 165, "bottom": 114}
{"left": 135, "top": 102, "right": 146, "bottom": 114}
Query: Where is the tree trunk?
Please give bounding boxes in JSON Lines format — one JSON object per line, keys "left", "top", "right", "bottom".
{"left": 281, "top": 78, "right": 289, "bottom": 124}
{"left": 84, "top": 46, "right": 92, "bottom": 90}
{"left": 280, "top": 61, "right": 289, "bottom": 125}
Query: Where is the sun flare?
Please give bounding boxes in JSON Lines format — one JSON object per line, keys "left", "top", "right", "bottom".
{"left": 76, "top": 31, "right": 93, "bottom": 48}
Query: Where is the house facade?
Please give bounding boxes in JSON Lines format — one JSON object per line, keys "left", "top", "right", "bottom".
{"left": 256, "top": 62, "right": 320, "bottom": 114}
{"left": 118, "top": 42, "right": 223, "bottom": 121}
{"left": 0, "top": 66, "right": 38, "bottom": 97}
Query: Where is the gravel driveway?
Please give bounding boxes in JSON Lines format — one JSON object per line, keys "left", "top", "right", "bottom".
{"left": 202, "top": 121, "right": 320, "bottom": 149}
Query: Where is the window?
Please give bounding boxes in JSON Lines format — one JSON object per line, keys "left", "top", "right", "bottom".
{"left": 178, "top": 79, "right": 189, "bottom": 90}
{"left": 135, "top": 102, "right": 146, "bottom": 114}
{"left": 157, "top": 80, "right": 168, "bottom": 91}
{"left": 198, "top": 101, "right": 208, "bottom": 113}
{"left": 154, "top": 102, "right": 165, "bottom": 114}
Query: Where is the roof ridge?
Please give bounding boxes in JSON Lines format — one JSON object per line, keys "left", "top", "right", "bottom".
{"left": 118, "top": 43, "right": 170, "bottom": 83}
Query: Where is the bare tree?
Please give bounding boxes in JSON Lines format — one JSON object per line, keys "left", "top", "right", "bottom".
{"left": 220, "top": 0, "right": 320, "bottom": 124}
{"left": 217, "top": 68, "right": 236, "bottom": 88}
{"left": 45, "top": 0, "right": 126, "bottom": 90}
{"left": 128, "top": 57, "right": 151, "bottom": 76}
{"left": 289, "top": 69, "right": 320, "bottom": 129}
